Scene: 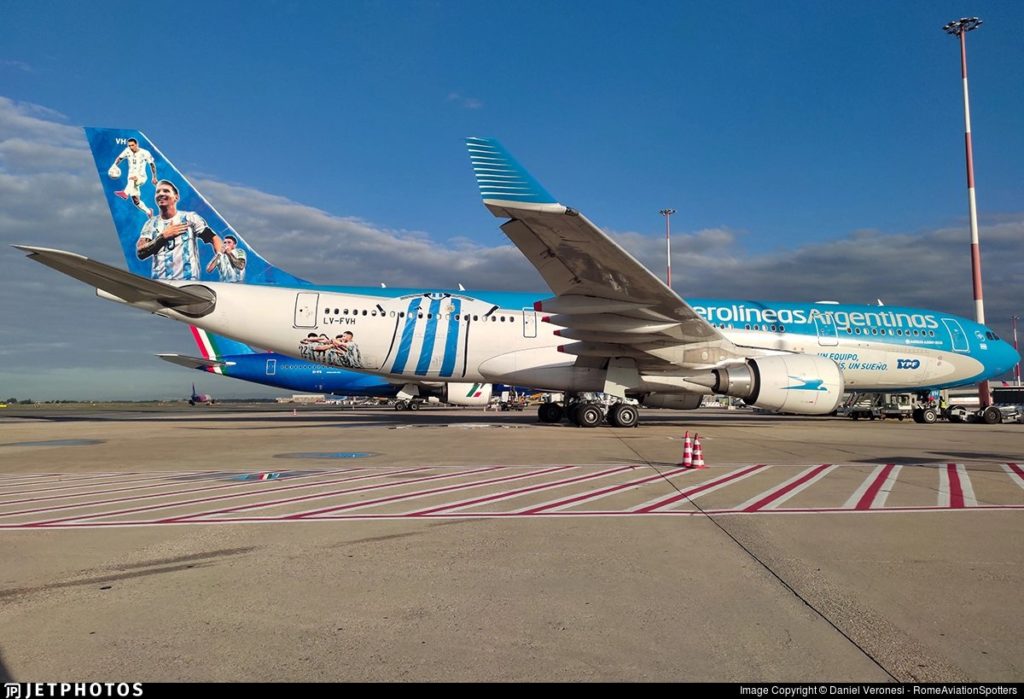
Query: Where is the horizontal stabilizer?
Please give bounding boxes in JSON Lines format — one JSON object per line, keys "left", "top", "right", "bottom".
{"left": 14, "top": 246, "right": 215, "bottom": 315}
{"left": 156, "top": 353, "right": 234, "bottom": 370}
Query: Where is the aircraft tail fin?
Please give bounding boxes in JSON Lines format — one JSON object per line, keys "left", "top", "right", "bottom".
{"left": 84, "top": 127, "right": 309, "bottom": 287}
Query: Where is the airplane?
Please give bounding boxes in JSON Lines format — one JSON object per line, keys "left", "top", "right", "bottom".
{"left": 15, "top": 128, "right": 1020, "bottom": 428}
{"left": 189, "top": 383, "right": 214, "bottom": 406}
{"left": 158, "top": 325, "right": 493, "bottom": 410}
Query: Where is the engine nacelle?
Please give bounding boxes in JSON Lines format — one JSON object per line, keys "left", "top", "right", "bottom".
{"left": 713, "top": 354, "right": 843, "bottom": 415}
{"left": 640, "top": 393, "right": 703, "bottom": 410}
{"left": 442, "top": 382, "right": 493, "bottom": 407}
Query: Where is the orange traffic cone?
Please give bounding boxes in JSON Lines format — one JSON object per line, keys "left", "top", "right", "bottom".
{"left": 679, "top": 431, "right": 693, "bottom": 468}
{"left": 692, "top": 433, "right": 706, "bottom": 469}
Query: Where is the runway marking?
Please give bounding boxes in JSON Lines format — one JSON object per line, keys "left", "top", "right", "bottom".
{"left": 516, "top": 466, "right": 698, "bottom": 515}
{"left": 171, "top": 465, "right": 511, "bottom": 522}
{"left": 0, "top": 468, "right": 361, "bottom": 519}
{"left": 405, "top": 465, "right": 636, "bottom": 516}
{"left": 845, "top": 464, "right": 901, "bottom": 510}
{"left": 1004, "top": 463, "right": 1024, "bottom": 491}
{"left": 632, "top": 464, "right": 770, "bottom": 513}
{"left": 24, "top": 467, "right": 422, "bottom": 527}
{"left": 753, "top": 464, "right": 839, "bottom": 510}
{"left": 939, "top": 463, "right": 976, "bottom": 508}
{"left": 0, "top": 471, "right": 244, "bottom": 508}
{"left": 0, "top": 471, "right": 188, "bottom": 498}
{"left": 1, "top": 463, "right": 1022, "bottom": 529}
{"left": 288, "top": 465, "right": 577, "bottom": 519}
{"left": 738, "top": 464, "right": 834, "bottom": 512}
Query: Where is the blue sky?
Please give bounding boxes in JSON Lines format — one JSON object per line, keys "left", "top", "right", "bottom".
{"left": 1, "top": 1, "right": 1022, "bottom": 400}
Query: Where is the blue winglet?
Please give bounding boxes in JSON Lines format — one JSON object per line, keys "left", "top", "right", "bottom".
{"left": 466, "top": 137, "right": 557, "bottom": 205}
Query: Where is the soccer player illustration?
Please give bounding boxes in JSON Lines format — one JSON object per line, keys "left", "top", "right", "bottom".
{"left": 136, "top": 180, "right": 223, "bottom": 280}
{"left": 205, "top": 234, "right": 247, "bottom": 282}
{"left": 329, "top": 331, "right": 363, "bottom": 368}
{"left": 108, "top": 138, "right": 157, "bottom": 217}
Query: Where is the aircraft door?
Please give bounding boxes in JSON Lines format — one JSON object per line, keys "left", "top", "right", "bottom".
{"left": 814, "top": 313, "right": 839, "bottom": 346}
{"left": 294, "top": 292, "right": 319, "bottom": 328}
{"left": 942, "top": 318, "right": 970, "bottom": 353}
{"left": 266, "top": 359, "right": 276, "bottom": 376}
{"left": 522, "top": 308, "right": 538, "bottom": 338}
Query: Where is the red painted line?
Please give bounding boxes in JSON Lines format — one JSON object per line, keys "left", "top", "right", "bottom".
{"left": 519, "top": 468, "right": 692, "bottom": 515}
{"left": 290, "top": 465, "right": 576, "bottom": 519}
{"left": 634, "top": 464, "right": 768, "bottom": 513}
{"left": 855, "top": 464, "right": 896, "bottom": 510}
{"left": 165, "top": 466, "right": 505, "bottom": 522}
{"left": 0, "top": 468, "right": 359, "bottom": 518}
{"left": 1007, "top": 463, "right": 1024, "bottom": 479}
{"left": 946, "top": 463, "right": 965, "bottom": 508}
{"left": 406, "top": 465, "right": 635, "bottom": 516}
{"left": 23, "top": 467, "right": 421, "bottom": 527}
{"left": 743, "top": 464, "right": 832, "bottom": 513}
{"left": 0, "top": 471, "right": 175, "bottom": 498}
{"left": 0, "top": 471, "right": 245, "bottom": 508}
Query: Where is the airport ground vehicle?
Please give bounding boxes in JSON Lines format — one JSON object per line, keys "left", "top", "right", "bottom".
{"left": 839, "top": 393, "right": 915, "bottom": 421}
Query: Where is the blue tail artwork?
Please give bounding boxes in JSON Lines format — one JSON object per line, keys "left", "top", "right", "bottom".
{"left": 84, "top": 128, "right": 307, "bottom": 287}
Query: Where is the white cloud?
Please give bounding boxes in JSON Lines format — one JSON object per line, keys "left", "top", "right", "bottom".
{"left": 446, "top": 92, "right": 484, "bottom": 110}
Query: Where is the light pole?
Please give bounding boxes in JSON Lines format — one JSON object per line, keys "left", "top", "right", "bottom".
{"left": 943, "top": 16, "right": 990, "bottom": 407}
{"left": 1012, "top": 315, "right": 1021, "bottom": 386}
{"left": 659, "top": 208, "right": 675, "bottom": 288}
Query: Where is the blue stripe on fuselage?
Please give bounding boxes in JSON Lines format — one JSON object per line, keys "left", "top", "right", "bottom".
{"left": 440, "top": 299, "right": 462, "bottom": 377}
{"left": 391, "top": 298, "right": 423, "bottom": 374}
{"left": 415, "top": 297, "right": 443, "bottom": 375}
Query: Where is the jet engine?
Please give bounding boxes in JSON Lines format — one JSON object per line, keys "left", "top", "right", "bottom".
{"left": 640, "top": 393, "right": 702, "bottom": 410}
{"left": 712, "top": 354, "right": 843, "bottom": 415}
{"left": 441, "top": 383, "right": 494, "bottom": 407}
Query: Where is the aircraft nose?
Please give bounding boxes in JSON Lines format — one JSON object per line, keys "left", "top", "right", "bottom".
{"left": 995, "top": 340, "right": 1021, "bottom": 376}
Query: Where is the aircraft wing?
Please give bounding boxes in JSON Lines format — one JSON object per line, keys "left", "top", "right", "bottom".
{"left": 14, "top": 245, "right": 215, "bottom": 312}
{"left": 466, "top": 139, "right": 738, "bottom": 371}
{"left": 156, "top": 353, "right": 234, "bottom": 370}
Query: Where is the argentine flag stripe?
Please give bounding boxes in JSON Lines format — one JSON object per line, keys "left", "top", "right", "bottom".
{"left": 440, "top": 299, "right": 462, "bottom": 377}
{"left": 391, "top": 298, "right": 422, "bottom": 374}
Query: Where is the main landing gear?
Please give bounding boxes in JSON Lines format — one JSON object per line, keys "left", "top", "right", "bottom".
{"left": 394, "top": 399, "right": 421, "bottom": 411}
{"left": 537, "top": 395, "right": 639, "bottom": 428}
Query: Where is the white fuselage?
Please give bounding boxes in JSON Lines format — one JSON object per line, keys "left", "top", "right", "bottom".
{"left": 144, "top": 282, "right": 997, "bottom": 395}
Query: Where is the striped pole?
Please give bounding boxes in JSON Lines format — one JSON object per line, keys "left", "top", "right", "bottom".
{"left": 1013, "top": 315, "right": 1021, "bottom": 386}
{"left": 660, "top": 209, "right": 675, "bottom": 288}
{"left": 944, "top": 17, "right": 990, "bottom": 408}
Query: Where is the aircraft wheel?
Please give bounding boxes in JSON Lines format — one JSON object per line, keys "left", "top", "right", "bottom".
{"left": 538, "top": 403, "right": 563, "bottom": 423}
{"left": 566, "top": 404, "right": 581, "bottom": 426}
{"left": 394, "top": 401, "right": 407, "bottom": 411}
{"left": 409, "top": 401, "right": 420, "bottom": 411}
{"left": 982, "top": 406, "right": 1001, "bottom": 425}
{"left": 608, "top": 404, "right": 639, "bottom": 428}
{"left": 576, "top": 403, "right": 603, "bottom": 428}
{"left": 912, "top": 409, "right": 923, "bottom": 423}
{"left": 921, "top": 408, "right": 938, "bottom": 424}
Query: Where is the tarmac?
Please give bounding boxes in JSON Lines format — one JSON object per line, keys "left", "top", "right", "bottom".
{"left": 0, "top": 403, "right": 1021, "bottom": 682}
